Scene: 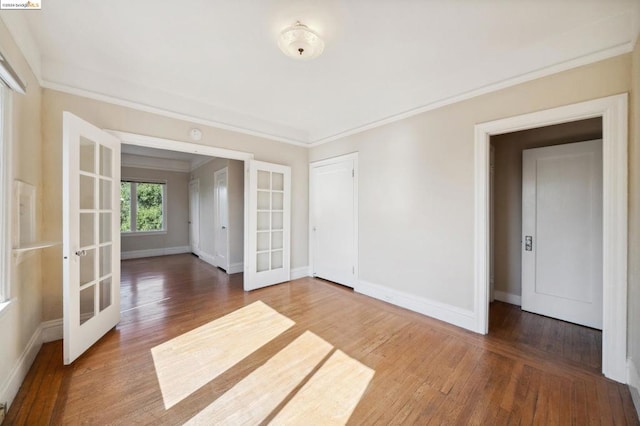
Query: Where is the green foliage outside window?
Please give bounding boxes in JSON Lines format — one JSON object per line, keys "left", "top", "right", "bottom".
{"left": 120, "top": 181, "right": 164, "bottom": 232}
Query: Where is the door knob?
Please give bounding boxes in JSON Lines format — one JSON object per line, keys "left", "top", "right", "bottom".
{"left": 75, "top": 250, "right": 87, "bottom": 257}
{"left": 222, "top": 226, "right": 227, "bottom": 230}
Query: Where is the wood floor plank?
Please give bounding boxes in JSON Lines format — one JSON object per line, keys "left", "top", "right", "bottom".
{"left": 5, "top": 254, "right": 639, "bottom": 425}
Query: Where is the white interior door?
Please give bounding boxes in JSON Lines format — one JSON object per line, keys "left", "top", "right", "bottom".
{"left": 214, "top": 167, "right": 229, "bottom": 270}
{"left": 63, "top": 112, "right": 121, "bottom": 364}
{"left": 244, "top": 160, "right": 291, "bottom": 291}
{"left": 310, "top": 155, "right": 357, "bottom": 288}
{"left": 189, "top": 179, "right": 200, "bottom": 255}
{"left": 521, "top": 139, "right": 603, "bottom": 329}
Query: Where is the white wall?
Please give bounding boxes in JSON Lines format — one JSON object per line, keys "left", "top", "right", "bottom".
{"left": 120, "top": 166, "right": 190, "bottom": 256}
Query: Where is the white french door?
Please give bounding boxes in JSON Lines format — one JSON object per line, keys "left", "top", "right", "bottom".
{"left": 521, "top": 139, "right": 603, "bottom": 329}
{"left": 244, "top": 160, "right": 291, "bottom": 291}
{"left": 63, "top": 112, "right": 121, "bottom": 364}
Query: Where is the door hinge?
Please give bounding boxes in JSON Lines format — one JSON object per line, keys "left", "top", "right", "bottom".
{"left": 352, "top": 169, "right": 354, "bottom": 178}
{"left": 352, "top": 266, "right": 355, "bottom": 274}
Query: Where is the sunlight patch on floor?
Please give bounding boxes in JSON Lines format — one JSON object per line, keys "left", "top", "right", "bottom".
{"left": 269, "top": 350, "right": 375, "bottom": 425}
{"left": 184, "top": 331, "right": 333, "bottom": 425}
{"left": 151, "top": 301, "right": 294, "bottom": 409}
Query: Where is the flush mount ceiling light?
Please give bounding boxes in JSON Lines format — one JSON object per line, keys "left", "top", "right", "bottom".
{"left": 278, "top": 21, "right": 325, "bottom": 60}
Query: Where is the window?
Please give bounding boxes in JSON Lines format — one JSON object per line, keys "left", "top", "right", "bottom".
{"left": 120, "top": 181, "right": 166, "bottom": 234}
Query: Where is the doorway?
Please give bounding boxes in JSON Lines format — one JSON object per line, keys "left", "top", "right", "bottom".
{"left": 489, "top": 118, "right": 604, "bottom": 370}
{"left": 474, "top": 94, "right": 628, "bottom": 382}
{"left": 189, "top": 179, "right": 200, "bottom": 255}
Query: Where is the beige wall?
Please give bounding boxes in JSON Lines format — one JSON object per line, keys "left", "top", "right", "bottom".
{"left": 227, "top": 160, "right": 245, "bottom": 266}
{"left": 628, "top": 36, "right": 640, "bottom": 407}
{"left": 41, "top": 89, "right": 309, "bottom": 321}
{"left": 0, "top": 18, "right": 43, "bottom": 407}
{"left": 310, "top": 54, "right": 631, "bottom": 311}
{"left": 120, "top": 166, "right": 190, "bottom": 253}
{"left": 190, "top": 157, "right": 245, "bottom": 268}
{"left": 491, "top": 118, "right": 602, "bottom": 298}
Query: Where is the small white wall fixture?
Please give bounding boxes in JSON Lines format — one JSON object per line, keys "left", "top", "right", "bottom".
{"left": 474, "top": 94, "right": 628, "bottom": 383}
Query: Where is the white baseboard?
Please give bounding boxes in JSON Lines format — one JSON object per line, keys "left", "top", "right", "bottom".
{"left": 629, "top": 358, "right": 640, "bottom": 418}
{"left": 0, "top": 323, "right": 43, "bottom": 411}
{"left": 198, "top": 251, "right": 217, "bottom": 267}
{"left": 41, "top": 318, "right": 63, "bottom": 342}
{"left": 356, "top": 280, "right": 476, "bottom": 332}
{"left": 494, "top": 290, "right": 522, "bottom": 306}
{"left": 290, "top": 266, "right": 310, "bottom": 280}
{"left": 121, "top": 245, "right": 191, "bottom": 260}
{"left": 228, "top": 262, "right": 243, "bottom": 274}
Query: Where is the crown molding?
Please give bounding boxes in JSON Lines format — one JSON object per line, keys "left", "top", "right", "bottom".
{"left": 309, "top": 41, "right": 633, "bottom": 147}
{"left": 43, "top": 80, "right": 311, "bottom": 147}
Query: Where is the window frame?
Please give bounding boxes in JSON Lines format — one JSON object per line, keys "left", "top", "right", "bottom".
{"left": 0, "top": 85, "right": 12, "bottom": 306}
{"left": 120, "top": 179, "right": 168, "bottom": 236}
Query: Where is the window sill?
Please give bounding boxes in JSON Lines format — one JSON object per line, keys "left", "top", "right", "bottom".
{"left": 121, "top": 231, "right": 167, "bottom": 237}
{"left": 0, "top": 298, "right": 14, "bottom": 321}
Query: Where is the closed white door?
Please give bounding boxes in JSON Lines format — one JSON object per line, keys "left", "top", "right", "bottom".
{"left": 244, "top": 160, "right": 291, "bottom": 291}
{"left": 521, "top": 139, "right": 603, "bottom": 329}
{"left": 189, "top": 180, "right": 200, "bottom": 255}
{"left": 214, "top": 167, "right": 229, "bottom": 270}
{"left": 63, "top": 112, "right": 121, "bottom": 364}
{"left": 310, "top": 154, "right": 357, "bottom": 288}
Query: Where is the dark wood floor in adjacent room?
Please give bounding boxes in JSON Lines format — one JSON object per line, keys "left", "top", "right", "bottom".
{"left": 6, "top": 254, "right": 639, "bottom": 425}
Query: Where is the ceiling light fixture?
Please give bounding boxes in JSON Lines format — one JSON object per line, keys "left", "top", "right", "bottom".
{"left": 278, "top": 21, "right": 324, "bottom": 60}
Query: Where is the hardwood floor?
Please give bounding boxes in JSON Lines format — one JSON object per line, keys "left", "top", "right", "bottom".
{"left": 6, "top": 254, "right": 639, "bottom": 425}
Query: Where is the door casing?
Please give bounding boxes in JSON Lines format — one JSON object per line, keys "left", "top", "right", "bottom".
{"left": 474, "top": 94, "right": 628, "bottom": 383}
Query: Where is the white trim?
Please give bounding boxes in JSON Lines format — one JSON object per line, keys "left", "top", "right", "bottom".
{"left": 41, "top": 82, "right": 310, "bottom": 147}
{"left": 474, "top": 93, "right": 628, "bottom": 383}
{"left": 42, "top": 318, "right": 63, "bottom": 342}
{"left": 198, "top": 250, "right": 217, "bottom": 268}
{"left": 122, "top": 153, "right": 191, "bottom": 173}
{"left": 290, "top": 266, "right": 310, "bottom": 280}
{"left": 309, "top": 152, "right": 359, "bottom": 288}
{"left": 0, "top": 87, "right": 12, "bottom": 302}
{"left": 0, "top": 321, "right": 42, "bottom": 411}
{"left": 356, "top": 280, "right": 477, "bottom": 332}
{"left": 309, "top": 44, "right": 632, "bottom": 146}
{"left": 629, "top": 359, "right": 640, "bottom": 417}
{"left": 107, "top": 130, "right": 255, "bottom": 161}
{"left": 228, "top": 262, "right": 244, "bottom": 274}
{"left": 121, "top": 245, "right": 191, "bottom": 260}
{"left": 493, "top": 291, "right": 521, "bottom": 306}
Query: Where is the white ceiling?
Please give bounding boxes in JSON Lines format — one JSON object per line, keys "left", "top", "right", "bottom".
{"left": 121, "top": 144, "right": 211, "bottom": 163}
{"left": 2, "top": 1, "right": 638, "bottom": 145}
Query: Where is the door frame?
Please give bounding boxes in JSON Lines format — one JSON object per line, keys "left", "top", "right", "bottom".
{"left": 473, "top": 94, "right": 628, "bottom": 382}
{"left": 213, "top": 166, "right": 230, "bottom": 271}
{"left": 309, "top": 152, "right": 359, "bottom": 287}
{"left": 105, "top": 130, "right": 254, "bottom": 269}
